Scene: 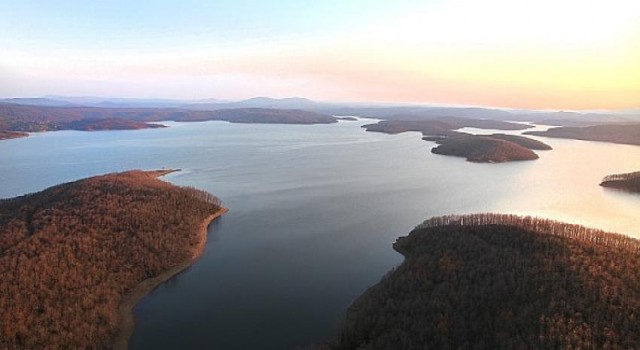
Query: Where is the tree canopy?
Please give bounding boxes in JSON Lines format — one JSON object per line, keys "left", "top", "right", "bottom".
{"left": 324, "top": 214, "right": 640, "bottom": 349}
{"left": 0, "top": 170, "right": 223, "bottom": 349}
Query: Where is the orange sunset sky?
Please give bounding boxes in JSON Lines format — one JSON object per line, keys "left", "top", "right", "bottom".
{"left": 1, "top": 0, "right": 638, "bottom": 110}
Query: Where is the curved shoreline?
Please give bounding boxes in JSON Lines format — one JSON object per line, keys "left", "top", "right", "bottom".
{"left": 113, "top": 207, "right": 228, "bottom": 350}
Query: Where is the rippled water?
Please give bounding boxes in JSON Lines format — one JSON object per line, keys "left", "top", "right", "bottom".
{"left": 1, "top": 118, "right": 638, "bottom": 349}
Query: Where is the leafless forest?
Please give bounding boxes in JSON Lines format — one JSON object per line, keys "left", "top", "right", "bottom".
{"left": 0, "top": 171, "right": 223, "bottom": 349}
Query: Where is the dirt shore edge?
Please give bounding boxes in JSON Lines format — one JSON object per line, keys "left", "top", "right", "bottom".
{"left": 112, "top": 207, "right": 228, "bottom": 350}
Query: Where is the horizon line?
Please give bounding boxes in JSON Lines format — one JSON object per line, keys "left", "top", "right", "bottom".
{"left": 2, "top": 95, "right": 638, "bottom": 114}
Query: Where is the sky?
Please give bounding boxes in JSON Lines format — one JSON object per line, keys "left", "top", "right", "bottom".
{"left": 1, "top": 0, "right": 639, "bottom": 109}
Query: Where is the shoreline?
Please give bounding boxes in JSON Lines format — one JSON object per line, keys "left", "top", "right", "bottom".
{"left": 112, "top": 207, "right": 228, "bottom": 350}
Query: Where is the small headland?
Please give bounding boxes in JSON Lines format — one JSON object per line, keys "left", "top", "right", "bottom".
{"left": 600, "top": 171, "right": 640, "bottom": 193}
{"left": 0, "top": 170, "right": 225, "bottom": 349}
{"left": 362, "top": 118, "right": 550, "bottom": 163}
{"left": 525, "top": 123, "right": 640, "bottom": 146}
{"left": 320, "top": 213, "right": 640, "bottom": 349}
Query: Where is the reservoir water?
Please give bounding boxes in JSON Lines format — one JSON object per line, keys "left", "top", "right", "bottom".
{"left": 1, "top": 118, "right": 639, "bottom": 349}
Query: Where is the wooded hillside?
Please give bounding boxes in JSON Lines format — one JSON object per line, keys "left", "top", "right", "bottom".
{"left": 0, "top": 103, "right": 337, "bottom": 138}
{"left": 324, "top": 214, "right": 640, "bottom": 349}
{"left": 0, "top": 170, "right": 223, "bottom": 349}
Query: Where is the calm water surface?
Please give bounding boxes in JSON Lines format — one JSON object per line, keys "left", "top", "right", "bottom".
{"left": 1, "top": 119, "right": 639, "bottom": 349}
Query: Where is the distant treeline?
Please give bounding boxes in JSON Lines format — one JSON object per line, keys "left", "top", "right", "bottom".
{"left": 525, "top": 123, "right": 640, "bottom": 146}
{"left": 182, "top": 185, "right": 223, "bottom": 206}
{"left": 0, "top": 103, "right": 338, "bottom": 137}
{"left": 0, "top": 170, "right": 223, "bottom": 349}
{"left": 601, "top": 171, "right": 640, "bottom": 183}
{"left": 323, "top": 213, "right": 640, "bottom": 349}
{"left": 600, "top": 171, "right": 640, "bottom": 193}
{"left": 415, "top": 213, "right": 640, "bottom": 253}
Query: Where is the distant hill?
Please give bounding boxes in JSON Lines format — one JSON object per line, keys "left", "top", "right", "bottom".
{"left": 333, "top": 106, "right": 515, "bottom": 121}
{"left": 188, "top": 96, "right": 320, "bottom": 110}
{"left": 526, "top": 124, "right": 640, "bottom": 146}
{"left": 0, "top": 104, "right": 337, "bottom": 139}
{"left": 0, "top": 104, "right": 167, "bottom": 132}
{"left": 33, "top": 96, "right": 320, "bottom": 110}
{"left": 170, "top": 107, "right": 337, "bottom": 124}
{"left": 5, "top": 96, "right": 638, "bottom": 126}
{"left": 322, "top": 214, "right": 640, "bottom": 349}
{"left": 0, "top": 170, "right": 224, "bottom": 349}
{"left": 43, "top": 96, "right": 228, "bottom": 108}
{"left": 319, "top": 106, "right": 638, "bottom": 126}
{"left": 0, "top": 98, "right": 77, "bottom": 107}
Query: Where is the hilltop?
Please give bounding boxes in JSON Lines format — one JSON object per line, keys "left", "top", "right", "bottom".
{"left": 0, "top": 170, "right": 225, "bottom": 349}
{"left": 323, "top": 214, "right": 640, "bottom": 349}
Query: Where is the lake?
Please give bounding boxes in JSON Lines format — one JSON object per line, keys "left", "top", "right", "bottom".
{"left": 1, "top": 118, "right": 639, "bottom": 349}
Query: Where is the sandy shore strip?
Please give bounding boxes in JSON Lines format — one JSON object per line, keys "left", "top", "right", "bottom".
{"left": 113, "top": 207, "right": 228, "bottom": 350}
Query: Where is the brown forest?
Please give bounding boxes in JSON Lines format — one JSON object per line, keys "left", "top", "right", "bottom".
{"left": 429, "top": 135, "right": 540, "bottom": 163}
{"left": 0, "top": 170, "right": 223, "bottom": 349}
{"left": 324, "top": 214, "right": 640, "bottom": 349}
{"left": 0, "top": 103, "right": 337, "bottom": 137}
{"left": 362, "top": 119, "right": 551, "bottom": 163}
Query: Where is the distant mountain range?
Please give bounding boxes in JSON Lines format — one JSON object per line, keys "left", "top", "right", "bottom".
{"left": 1, "top": 96, "right": 639, "bottom": 126}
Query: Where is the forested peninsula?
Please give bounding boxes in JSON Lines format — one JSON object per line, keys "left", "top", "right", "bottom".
{"left": 323, "top": 214, "right": 640, "bottom": 349}
{"left": 363, "top": 118, "right": 551, "bottom": 163}
{"left": 600, "top": 171, "right": 640, "bottom": 193}
{"left": 0, "top": 170, "right": 225, "bottom": 349}
{"left": 0, "top": 103, "right": 338, "bottom": 140}
{"left": 525, "top": 123, "right": 640, "bottom": 146}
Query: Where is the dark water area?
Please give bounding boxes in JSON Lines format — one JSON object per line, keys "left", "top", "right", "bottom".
{"left": 1, "top": 119, "right": 639, "bottom": 349}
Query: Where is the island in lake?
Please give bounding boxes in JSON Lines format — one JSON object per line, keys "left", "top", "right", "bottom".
{"left": 0, "top": 170, "right": 225, "bottom": 349}
{"left": 363, "top": 117, "right": 532, "bottom": 135}
{"left": 363, "top": 118, "right": 551, "bottom": 163}
{"left": 0, "top": 103, "right": 338, "bottom": 140}
{"left": 322, "top": 214, "right": 640, "bottom": 349}
{"left": 600, "top": 171, "right": 640, "bottom": 193}
{"left": 525, "top": 123, "right": 640, "bottom": 146}
{"left": 429, "top": 134, "right": 542, "bottom": 162}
